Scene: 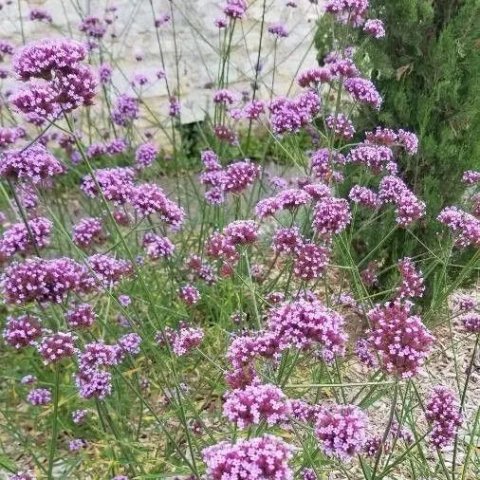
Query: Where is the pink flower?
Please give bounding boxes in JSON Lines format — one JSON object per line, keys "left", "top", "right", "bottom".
{"left": 223, "top": 383, "right": 291, "bottom": 428}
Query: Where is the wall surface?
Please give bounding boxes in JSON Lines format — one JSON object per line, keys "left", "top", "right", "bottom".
{"left": 1, "top": 0, "right": 325, "bottom": 136}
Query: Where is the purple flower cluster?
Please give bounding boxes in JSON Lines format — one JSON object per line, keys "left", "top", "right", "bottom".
{"left": 135, "top": 142, "right": 158, "bottom": 169}
{"left": 0, "top": 126, "right": 26, "bottom": 148}
{"left": 38, "top": 331, "right": 76, "bottom": 364}
{"left": 79, "top": 16, "right": 107, "bottom": 38}
{"left": 200, "top": 152, "right": 260, "bottom": 203}
{"left": 0, "top": 144, "right": 64, "bottom": 184}
{"left": 72, "top": 217, "right": 104, "bottom": 248}
{"left": 379, "top": 176, "right": 426, "bottom": 226}
{"left": 67, "top": 303, "right": 96, "bottom": 329}
{"left": 268, "top": 23, "right": 289, "bottom": 38}
{"left": 349, "top": 185, "right": 381, "bottom": 209}
{"left": 130, "top": 183, "right": 185, "bottom": 228}
{"left": 366, "top": 301, "right": 434, "bottom": 378}
{"left": 315, "top": 404, "right": 368, "bottom": 460}
{"left": 142, "top": 233, "right": 175, "bottom": 259}
{"left": 223, "top": 383, "right": 291, "bottom": 428}
{"left": 325, "top": 0, "right": 369, "bottom": 26}
{"left": 27, "top": 388, "right": 51, "bottom": 405}
{"left": 112, "top": 94, "right": 139, "bottom": 126}
{"left": 269, "top": 91, "right": 321, "bottom": 135}
{"left": 438, "top": 206, "right": 480, "bottom": 248}
{"left": 425, "top": 386, "right": 462, "bottom": 449}
{"left": 363, "top": 19, "right": 385, "bottom": 38}
{"left": 2, "top": 257, "right": 95, "bottom": 304}
{"left": 203, "top": 435, "right": 294, "bottom": 480}
{"left": 9, "top": 473, "right": 36, "bottom": 480}
{"left": 267, "top": 295, "right": 347, "bottom": 362}
{"left": 179, "top": 284, "right": 201, "bottom": 305}
{"left": 88, "top": 253, "right": 132, "bottom": 287}
{"left": 255, "top": 188, "right": 312, "bottom": 218}
{"left": 81, "top": 167, "right": 135, "bottom": 204}
{"left": 312, "top": 196, "right": 351, "bottom": 236}
{"left": 223, "top": 0, "right": 248, "bottom": 19}
{"left": 0, "top": 217, "right": 52, "bottom": 258}
{"left": 462, "top": 170, "right": 480, "bottom": 185}
{"left": 326, "top": 113, "right": 355, "bottom": 139}
{"left": 11, "top": 39, "right": 96, "bottom": 121}
{"left": 29, "top": 8, "right": 52, "bottom": 22}
{"left": 344, "top": 77, "right": 382, "bottom": 109}
{"left": 347, "top": 144, "right": 393, "bottom": 172}
{"left": 3, "top": 314, "right": 42, "bottom": 349}
{"left": 293, "top": 243, "right": 330, "bottom": 280}
{"left": 13, "top": 39, "right": 87, "bottom": 80}
{"left": 157, "top": 325, "right": 204, "bottom": 356}
{"left": 396, "top": 257, "right": 424, "bottom": 299}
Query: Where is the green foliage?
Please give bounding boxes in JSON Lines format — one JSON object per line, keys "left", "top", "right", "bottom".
{"left": 316, "top": 0, "right": 480, "bottom": 307}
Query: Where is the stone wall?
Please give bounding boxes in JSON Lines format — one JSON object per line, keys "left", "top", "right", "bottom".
{"left": 1, "top": 0, "right": 325, "bottom": 137}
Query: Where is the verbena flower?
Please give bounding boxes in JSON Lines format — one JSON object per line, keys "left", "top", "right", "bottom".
{"left": 75, "top": 369, "right": 112, "bottom": 399}
{"left": 326, "top": 113, "right": 355, "bottom": 139}
{"left": 344, "top": 77, "right": 382, "bottom": 109}
{"left": 179, "top": 284, "right": 201, "bottom": 305}
{"left": 223, "top": 0, "right": 248, "bottom": 19}
{"left": 79, "top": 16, "right": 107, "bottom": 38}
{"left": 2, "top": 257, "right": 95, "bottom": 304}
{"left": 293, "top": 243, "right": 330, "bottom": 280}
{"left": 135, "top": 142, "right": 158, "bottom": 169}
{"left": 396, "top": 257, "right": 424, "bottom": 299}
{"left": 29, "top": 8, "right": 52, "bottom": 22}
{"left": 425, "top": 386, "right": 462, "bottom": 449}
{"left": 313, "top": 196, "right": 351, "bottom": 236}
{"left": 438, "top": 206, "right": 480, "bottom": 248}
{"left": 81, "top": 167, "right": 135, "bottom": 204}
{"left": 67, "top": 303, "right": 96, "bottom": 329}
{"left": 0, "top": 217, "right": 52, "bottom": 258}
{"left": 223, "top": 383, "right": 291, "bottom": 428}
{"left": 268, "top": 23, "right": 289, "bottom": 38}
{"left": 315, "top": 404, "right": 368, "bottom": 460}
{"left": 13, "top": 39, "right": 87, "bottom": 80}
{"left": 72, "top": 409, "right": 88, "bottom": 424}
{"left": 112, "top": 94, "right": 139, "bottom": 126}
{"left": 223, "top": 220, "right": 258, "bottom": 245}
{"left": 203, "top": 434, "right": 294, "bottom": 480}
{"left": 266, "top": 296, "right": 347, "bottom": 362}
{"left": 349, "top": 185, "right": 381, "bottom": 209}
{"left": 27, "top": 388, "right": 51, "bottom": 405}
{"left": 363, "top": 19, "right": 385, "bottom": 38}
{"left": 0, "top": 144, "right": 64, "bottom": 183}
{"left": 38, "top": 331, "right": 76, "bottom": 364}
{"left": 460, "top": 312, "right": 480, "bottom": 333}
{"left": 142, "top": 233, "right": 175, "bottom": 259}
{"left": 130, "top": 183, "right": 185, "bottom": 228}
{"left": 3, "top": 314, "right": 42, "bottom": 349}
{"left": 72, "top": 217, "right": 104, "bottom": 248}
{"left": 366, "top": 301, "right": 434, "bottom": 378}
{"left": 118, "top": 333, "right": 142, "bottom": 355}
{"left": 88, "top": 253, "right": 132, "bottom": 287}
